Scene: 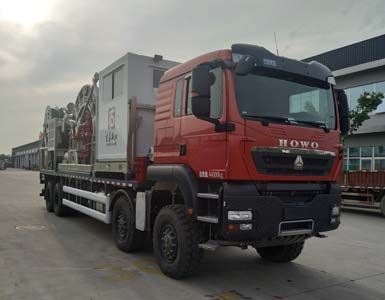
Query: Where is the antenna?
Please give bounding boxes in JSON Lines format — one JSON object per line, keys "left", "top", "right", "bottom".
{"left": 274, "top": 32, "right": 279, "bottom": 56}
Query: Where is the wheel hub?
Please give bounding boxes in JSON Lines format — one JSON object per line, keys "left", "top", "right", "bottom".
{"left": 160, "top": 224, "right": 178, "bottom": 263}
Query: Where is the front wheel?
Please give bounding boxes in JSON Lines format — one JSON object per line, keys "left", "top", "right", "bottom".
{"left": 153, "top": 205, "right": 203, "bottom": 279}
{"left": 256, "top": 241, "right": 304, "bottom": 263}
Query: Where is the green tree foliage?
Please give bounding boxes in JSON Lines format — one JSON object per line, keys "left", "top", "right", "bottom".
{"left": 0, "top": 154, "right": 11, "bottom": 161}
{"left": 349, "top": 92, "right": 384, "bottom": 134}
{"left": 304, "top": 101, "right": 316, "bottom": 114}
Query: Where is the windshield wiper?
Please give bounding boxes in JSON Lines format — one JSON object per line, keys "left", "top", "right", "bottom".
{"left": 293, "top": 120, "right": 330, "bottom": 133}
{"left": 242, "top": 113, "right": 330, "bottom": 132}
{"left": 242, "top": 113, "right": 295, "bottom": 126}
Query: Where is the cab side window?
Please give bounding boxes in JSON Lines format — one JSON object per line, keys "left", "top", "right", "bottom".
{"left": 186, "top": 77, "right": 192, "bottom": 115}
{"left": 185, "top": 67, "right": 222, "bottom": 118}
{"left": 174, "top": 79, "right": 184, "bottom": 117}
{"left": 210, "top": 67, "right": 223, "bottom": 119}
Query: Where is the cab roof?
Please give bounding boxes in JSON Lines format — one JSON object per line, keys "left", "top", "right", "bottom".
{"left": 160, "top": 49, "right": 232, "bottom": 83}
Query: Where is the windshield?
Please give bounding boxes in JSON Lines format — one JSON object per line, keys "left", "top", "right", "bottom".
{"left": 234, "top": 73, "right": 336, "bottom": 129}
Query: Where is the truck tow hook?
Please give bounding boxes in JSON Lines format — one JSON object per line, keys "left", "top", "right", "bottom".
{"left": 314, "top": 232, "right": 327, "bottom": 238}
{"left": 199, "top": 241, "right": 220, "bottom": 251}
{"left": 199, "top": 240, "right": 248, "bottom": 251}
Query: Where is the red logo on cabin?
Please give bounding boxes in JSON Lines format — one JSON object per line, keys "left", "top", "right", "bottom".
{"left": 108, "top": 107, "right": 115, "bottom": 129}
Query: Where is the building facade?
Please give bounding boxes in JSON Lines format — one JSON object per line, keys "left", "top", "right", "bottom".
{"left": 304, "top": 34, "right": 385, "bottom": 171}
{"left": 12, "top": 140, "right": 42, "bottom": 170}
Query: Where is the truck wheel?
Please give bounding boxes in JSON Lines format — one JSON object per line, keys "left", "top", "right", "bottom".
{"left": 256, "top": 241, "right": 304, "bottom": 263}
{"left": 53, "top": 182, "right": 68, "bottom": 217}
{"left": 153, "top": 205, "right": 203, "bottom": 279}
{"left": 380, "top": 196, "right": 385, "bottom": 217}
{"left": 45, "top": 181, "right": 54, "bottom": 212}
{"left": 112, "top": 196, "right": 144, "bottom": 252}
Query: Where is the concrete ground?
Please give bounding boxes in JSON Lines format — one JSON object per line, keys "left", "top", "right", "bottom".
{"left": 0, "top": 169, "right": 384, "bottom": 300}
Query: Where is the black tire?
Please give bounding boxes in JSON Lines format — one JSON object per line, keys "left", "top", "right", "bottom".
{"left": 45, "top": 181, "right": 54, "bottom": 212}
{"left": 380, "top": 196, "right": 385, "bottom": 217}
{"left": 112, "top": 196, "right": 144, "bottom": 252}
{"left": 256, "top": 241, "right": 304, "bottom": 263}
{"left": 53, "top": 182, "right": 68, "bottom": 217}
{"left": 153, "top": 205, "right": 204, "bottom": 279}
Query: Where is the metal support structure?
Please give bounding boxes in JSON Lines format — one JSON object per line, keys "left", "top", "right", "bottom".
{"left": 62, "top": 185, "right": 111, "bottom": 223}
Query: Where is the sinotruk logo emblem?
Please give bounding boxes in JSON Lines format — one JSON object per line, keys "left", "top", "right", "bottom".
{"left": 279, "top": 138, "right": 319, "bottom": 149}
{"left": 294, "top": 155, "right": 304, "bottom": 170}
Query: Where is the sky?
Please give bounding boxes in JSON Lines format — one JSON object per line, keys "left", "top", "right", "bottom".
{"left": 0, "top": 0, "right": 385, "bottom": 154}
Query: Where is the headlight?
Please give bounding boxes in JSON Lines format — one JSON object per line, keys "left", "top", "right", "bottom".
{"left": 330, "top": 216, "right": 340, "bottom": 224}
{"left": 240, "top": 224, "right": 252, "bottom": 231}
{"left": 332, "top": 206, "right": 340, "bottom": 216}
{"left": 228, "top": 210, "right": 252, "bottom": 221}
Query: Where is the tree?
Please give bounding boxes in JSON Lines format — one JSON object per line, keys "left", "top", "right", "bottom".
{"left": 349, "top": 91, "right": 384, "bottom": 134}
{"left": 304, "top": 101, "right": 316, "bottom": 114}
{"left": 0, "top": 154, "right": 11, "bottom": 161}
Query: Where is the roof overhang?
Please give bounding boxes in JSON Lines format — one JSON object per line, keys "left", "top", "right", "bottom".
{"left": 333, "top": 58, "right": 385, "bottom": 77}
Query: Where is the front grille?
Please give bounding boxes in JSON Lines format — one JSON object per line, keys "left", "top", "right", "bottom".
{"left": 265, "top": 190, "right": 319, "bottom": 204}
{"left": 251, "top": 148, "right": 334, "bottom": 176}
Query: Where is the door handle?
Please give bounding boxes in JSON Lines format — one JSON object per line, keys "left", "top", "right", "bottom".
{"left": 179, "top": 144, "right": 187, "bottom": 156}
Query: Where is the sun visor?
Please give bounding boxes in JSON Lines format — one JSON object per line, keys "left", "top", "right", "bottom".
{"left": 231, "top": 44, "right": 333, "bottom": 83}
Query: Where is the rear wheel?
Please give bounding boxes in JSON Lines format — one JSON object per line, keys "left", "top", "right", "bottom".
{"left": 380, "top": 196, "right": 385, "bottom": 217}
{"left": 45, "top": 181, "right": 54, "bottom": 212}
{"left": 112, "top": 196, "right": 144, "bottom": 252}
{"left": 53, "top": 182, "right": 68, "bottom": 217}
{"left": 256, "top": 241, "right": 304, "bottom": 263}
{"left": 153, "top": 205, "right": 203, "bottom": 279}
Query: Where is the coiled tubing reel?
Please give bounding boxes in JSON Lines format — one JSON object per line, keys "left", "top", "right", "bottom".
{"left": 42, "top": 106, "right": 65, "bottom": 148}
{"left": 63, "top": 73, "right": 99, "bottom": 165}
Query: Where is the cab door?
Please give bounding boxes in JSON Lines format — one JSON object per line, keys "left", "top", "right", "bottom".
{"left": 179, "top": 67, "right": 227, "bottom": 179}
{"left": 153, "top": 77, "right": 186, "bottom": 164}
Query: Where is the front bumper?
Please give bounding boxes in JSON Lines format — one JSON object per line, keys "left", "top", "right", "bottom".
{"left": 221, "top": 182, "right": 341, "bottom": 242}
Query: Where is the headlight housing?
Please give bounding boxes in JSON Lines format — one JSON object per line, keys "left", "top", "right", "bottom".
{"left": 228, "top": 210, "right": 252, "bottom": 221}
{"left": 332, "top": 206, "right": 340, "bottom": 216}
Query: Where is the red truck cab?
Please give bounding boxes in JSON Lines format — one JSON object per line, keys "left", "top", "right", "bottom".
{"left": 148, "top": 43, "right": 349, "bottom": 246}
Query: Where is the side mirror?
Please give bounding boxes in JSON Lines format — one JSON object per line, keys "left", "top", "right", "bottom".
{"left": 235, "top": 55, "right": 256, "bottom": 75}
{"left": 191, "top": 97, "right": 210, "bottom": 119}
{"left": 191, "top": 65, "right": 216, "bottom": 120}
{"left": 336, "top": 89, "right": 350, "bottom": 136}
